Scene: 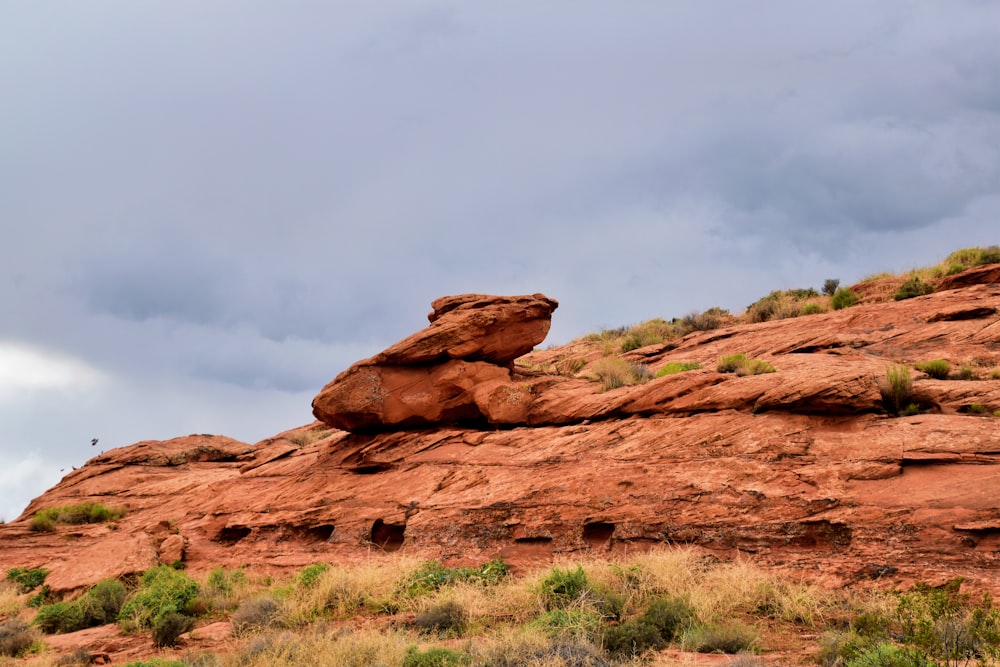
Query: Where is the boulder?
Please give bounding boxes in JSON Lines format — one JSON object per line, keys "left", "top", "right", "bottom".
{"left": 312, "top": 293, "right": 558, "bottom": 431}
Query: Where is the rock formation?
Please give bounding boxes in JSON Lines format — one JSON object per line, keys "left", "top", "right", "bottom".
{"left": 4, "top": 270, "right": 1000, "bottom": 601}
{"left": 311, "top": 293, "right": 558, "bottom": 431}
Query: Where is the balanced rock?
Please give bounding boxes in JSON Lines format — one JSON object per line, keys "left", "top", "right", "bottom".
{"left": 312, "top": 293, "right": 558, "bottom": 431}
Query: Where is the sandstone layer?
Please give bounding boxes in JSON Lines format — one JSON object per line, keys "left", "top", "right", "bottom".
{"left": 3, "top": 276, "right": 1000, "bottom": 598}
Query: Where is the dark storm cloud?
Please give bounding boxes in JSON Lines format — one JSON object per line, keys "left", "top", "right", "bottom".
{"left": 3, "top": 1, "right": 1000, "bottom": 519}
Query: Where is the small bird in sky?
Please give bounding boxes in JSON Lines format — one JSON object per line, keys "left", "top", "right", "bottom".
{"left": 91, "top": 438, "right": 99, "bottom": 446}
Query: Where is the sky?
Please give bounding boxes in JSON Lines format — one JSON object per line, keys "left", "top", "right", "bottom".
{"left": 2, "top": 2, "right": 999, "bottom": 520}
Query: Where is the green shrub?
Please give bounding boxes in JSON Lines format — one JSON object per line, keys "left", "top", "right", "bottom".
{"left": 681, "top": 622, "right": 758, "bottom": 654}
{"left": 123, "top": 659, "right": 188, "bottom": 667}
{"left": 602, "top": 619, "right": 665, "bottom": 657}
{"left": 206, "top": 567, "right": 246, "bottom": 596}
{"left": 962, "top": 403, "right": 990, "bottom": 415}
{"left": 895, "top": 579, "right": 1000, "bottom": 667}
{"left": 532, "top": 609, "right": 604, "bottom": 640}
{"left": 80, "top": 578, "right": 127, "bottom": 627}
{"left": 231, "top": 596, "right": 282, "bottom": 636}
{"left": 29, "top": 515, "right": 56, "bottom": 533}
{"left": 29, "top": 503, "right": 126, "bottom": 532}
{"left": 619, "top": 319, "right": 674, "bottom": 352}
{"left": 914, "top": 360, "right": 950, "bottom": 380}
{"left": 879, "top": 364, "right": 913, "bottom": 416}
{"left": 540, "top": 566, "right": 589, "bottom": 610}
{"left": 832, "top": 287, "right": 859, "bottom": 310}
{"left": 717, "top": 354, "right": 775, "bottom": 376}
{"left": 641, "top": 596, "right": 697, "bottom": 641}
{"left": 27, "top": 584, "right": 52, "bottom": 608}
{"left": 151, "top": 609, "right": 195, "bottom": 647}
{"left": 403, "top": 646, "right": 471, "bottom": 667}
{"left": 717, "top": 354, "right": 748, "bottom": 373}
{"left": 6, "top": 567, "right": 48, "bottom": 593}
{"left": 846, "top": 642, "right": 933, "bottom": 667}
{"left": 894, "top": 277, "right": 934, "bottom": 301}
{"left": 414, "top": 601, "right": 466, "bottom": 636}
{"left": 802, "top": 302, "right": 824, "bottom": 315}
{"left": 0, "top": 618, "right": 36, "bottom": 657}
{"left": 656, "top": 361, "right": 701, "bottom": 377}
{"left": 118, "top": 566, "right": 201, "bottom": 630}
{"left": 34, "top": 600, "right": 84, "bottom": 634}
{"left": 957, "top": 366, "right": 976, "bottom": 380}
{"left": 295, "top": 563, "right": 331, "bottom": 589}
{"left": 402, "top": 558, "right": 509, "bottom": 597}
{"left": 823, "top": 279, "right": 841, "bottom": 296}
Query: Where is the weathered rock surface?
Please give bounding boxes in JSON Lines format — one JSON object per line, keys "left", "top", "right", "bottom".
{"left": 4, "top": 270, "right": 1000, "bottom": 601}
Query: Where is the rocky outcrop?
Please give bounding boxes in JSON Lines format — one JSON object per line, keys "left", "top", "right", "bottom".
{"left": 311, "top": 293, "right": 558, "bottom": 431}
{"left": 4, "top": 277, "right": 1000, "bottom": 599}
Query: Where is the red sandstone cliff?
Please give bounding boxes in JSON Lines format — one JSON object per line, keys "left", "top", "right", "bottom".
{"left": 3, "top": 271, "right": 1000, "bottom": 597}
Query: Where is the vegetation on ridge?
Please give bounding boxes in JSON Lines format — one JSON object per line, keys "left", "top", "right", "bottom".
{"left": 6, "top": 551, "right": 1000, "bottom": 665}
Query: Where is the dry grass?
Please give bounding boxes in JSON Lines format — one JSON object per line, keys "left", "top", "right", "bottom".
{"left": 225, "top": 626, "right": 414, "bottom": 667}
{"left": 0, "top": 582, "right": 23, "bottom": 619}
{"left": 590, "top": 358, "right": 653, "bottom": 391}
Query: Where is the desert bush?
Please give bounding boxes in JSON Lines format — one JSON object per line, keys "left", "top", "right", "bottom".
{"left": 746, "top": 290, "right": 808, "bottom": 323}
{"left": 590, "top": 359, "right": 652, "bottom": 391}
{"left": 941, "top": 246, "right": 1000, "bottom": 275}
{"left": 681, "top": 622, "right": 758, "bottom": 654}
{"left": 557, "top": 357, "right": 587, "bottom": 376}
{"left": 532, "top": 608, "right": 604, "bottom": 640}
{"left": 641, "top": 596, "right": 697, "bottom": 640}
{"left": 122, "top": 659, "right": 187, "bottom": 667}
{"left": 894, "top": 579, "right": 1000, "bottom": 667}
{"left": 895, "top": 276, "right": 935, "bottom": 301}
{"left": 738, "top": 359, "right": 775, "bottom": 376}
{"left": 80, "top": 578, "right": 127, "bottom": 626}
{"left": 846, "top": 642, "right": 933, "bottom": 667}
{"left": 832, "top": 287, "right": 859, "bottom": 310}
{"left": 802, "top": 302, "right": 825, "bottom": 315}
{"left": 295, "top": 563, "right": 331, "bottom": 589}
{"left": 231, "top": 627, "right": 412, "bottom": 667}
{"left": 5, "top": 566, "right": 48, "bottom": 593}
{"left": 231, "top": 596, "right": 282, "bottom": 636}
{"left": 402, "top": 558, "right": 509, "bottom": 598}
{"left": 601, "top": 618, "right": 665, "bottom": 657}
{"left": 475, "top": 630, "right": 609, "bottom": 667}
{"left": 678, "top": 307, "right": 729, "bottom": 334}
{"left": 717, "top": 354, "right": 748, "bottom": 373}
{"left": 540, "top": 567, "right": 590, "bottom": 611}
{"left": 0, "top": 618, "right": 36, "bottom": 657}
{"left": 34, "top": 600, "right": 85, "bottom": 634}
{"left": 30, "top": 503, "right": 126, "bottom": 532}
{"left": 656, "top": 361, "right": 701, "bottom": 377}
{"left": 403, "top": 646, "right": 471, "bottom": 667}
{"left": 717, "top": 354, "right": 775, "bottom": 376}
{"left": 118, "top": 565, "right": 201, "bottom": 630}
{"left": 0, "top": 582, "right": 22, "bottom": 618}
{"left": 915, "top": 360, "right": 951, "bottom": 380}
{"left": 619, "top": 319, "right": 674, "bottom": 352}
{"left": 957, "top": 366, "right": 977, "bottom": 381}
{"left": 151, "top": 609, "right": 195, "bottom": 647}
{"left": 824, "top": 279, "right": 841, "bottom": 296}
{"left": 879, "top": 365, "right": 913, "bottom": 416}
{"left": 414, "top": 600, "right": 466, "bottom": 636}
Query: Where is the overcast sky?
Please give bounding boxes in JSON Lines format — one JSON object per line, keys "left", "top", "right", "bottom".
{"left": 2, "top": 2, "right": 999, "bottom": 520}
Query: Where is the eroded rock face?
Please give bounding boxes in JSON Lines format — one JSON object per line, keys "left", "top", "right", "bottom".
{"left": 5, "top": 281, "right": 1000, "bottom": 601}
{"left": 312, "top": 293, "right": 558, "bottom": 431}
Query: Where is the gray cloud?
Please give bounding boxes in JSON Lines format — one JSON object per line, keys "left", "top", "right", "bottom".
{"left": 2, "top": 0, "right": 1000, "bottom": 518}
